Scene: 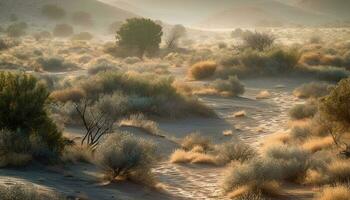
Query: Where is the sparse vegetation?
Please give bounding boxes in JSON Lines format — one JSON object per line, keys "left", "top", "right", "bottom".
{"left": 6, "top": 22, "right": 27, "bottom": 37}
{"left": 289, "top": 102, "right": 318, "bottom": 120}
{"left": 293, "top": 82, "right": 333, "bottom": 99}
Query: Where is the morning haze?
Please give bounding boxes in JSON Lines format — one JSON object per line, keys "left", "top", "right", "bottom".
{"left": 0, "top": 0, "right": 349, "bottom": 199}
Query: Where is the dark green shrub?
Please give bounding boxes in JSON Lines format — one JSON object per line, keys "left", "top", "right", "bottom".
{"left": 0, "top": 72, "right": 64, "bottom": 164}
{"left": 289, "top": 103, "right": 318, "bottom": 120}
{"left": 41, "top": 4, "right": 66, "bottom": 20}
{"left": 117, "top": 18, "right": 163, "bottom": 58}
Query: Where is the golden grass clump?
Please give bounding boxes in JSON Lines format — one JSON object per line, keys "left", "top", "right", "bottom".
{"left": 188, "top": 61, "right": 217, "bottom": 80}
{"left": 302, "top": 136, "right": 334, "bottom": 153}
{"left": 256, "top": 90, "right": 271, "bottom": 99}
{"left": 181, "top": 132, "right": 212, "bottom": 151}
{"left": 169, "top": 149, "right": 217, "bottom": 165}
{"left": 327, "top": 159, "right": 350, "bottom": 183}
{"left": 317, "top": 185, "right": 350, "bottom": 200}
{"left": 50, "top": 87, "right": 86, "bottom": 103}
{"left": 118, "top": 114, "right": 161, "bottom": 136}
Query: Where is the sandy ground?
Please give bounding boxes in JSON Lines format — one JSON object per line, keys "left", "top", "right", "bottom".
{"left": 0, "top": 68, "right": 321, "bottom": 199}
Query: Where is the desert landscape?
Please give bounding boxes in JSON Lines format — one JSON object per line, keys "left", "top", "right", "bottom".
{"left": 0, "top": 0, "right": 350, "bottom": 199}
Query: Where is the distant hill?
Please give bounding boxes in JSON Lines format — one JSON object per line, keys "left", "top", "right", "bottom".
{"left": 297, "top": 0, "right": 350, "bottom": 20}
{"left": 0, "top": 0, "right": 137, "bottom": 32}
{"left": 196, "top": 0, "right": 333, "bottom": 28}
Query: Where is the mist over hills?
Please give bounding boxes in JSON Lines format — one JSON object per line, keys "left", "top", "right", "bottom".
{"left": 101, "top": 0, "right": 349, "bottom": 28}
{"left": 0, "top": 0, "right": 136, "bottom": 31}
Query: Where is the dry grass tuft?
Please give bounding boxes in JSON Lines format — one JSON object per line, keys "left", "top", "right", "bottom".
{"left": 181, "top": 132, "right": 212, "bottom": 151}
{"left": 233, "top": 111, "right": 247, "bottom": 118}
{"left": 118, "top": 114, "right": 162, "bottom": 137}
{"left": 317, "top": 185, "right": 350, "bottom": 200}
{"left": 302, "top": 137, "right": 334, "bottom": 153}
{"left": 188, "top": 61, "right": 217, "bottom": 80}
{"left": 256, "top": 90, "right": 271, "bottom": 99}
{"left": 327, "top": 159, "right": 350, "bottom": 183}
{"left": 169, "top": 149, "right": 217, "bottom": 165}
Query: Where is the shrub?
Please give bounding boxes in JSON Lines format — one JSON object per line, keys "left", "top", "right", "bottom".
{"left": 293, "top": 82, "right": 333, "bottom": 99}
{"left": 216, "top": 141, "right": 257, "bottom": 164}
{"left": 290, "top": 126, "right": 311, "bottom": 140}
{"left": 0, "top": 73, "right": 64, "bottom": 164}
{"left": 36, "top": 57, "right": 77, "bottom": 72}
{"left": 289, "top": 103, "right": 318, "bottom": 120}
{"left": 165, "top": 24, "right": 187, "bottom": 49}
{"left": 71, "top": 11, "right": 93, "bottom": 27}
{"left": 33, "top": 31, "right": 52, "bottom": 41}
{"left": 41, "top": 4, "right": 66, "bottom": 20}
{"left": 53, "top": 24, "right": 74, "bottom": 37}
{"left": 317, "top": 185, "right": 350, "bottom": 200}
{"left": 0, "top": 184, "right": 64, "bottom": 200}
{"left": 213, "top": 76, "right": 245, "bottom": 96}
{"left": 88, "top": 64, "right": 118, "bottom": 75}
{"left": 181, "top": 132, "right": 212, "bottom": 151}
{"left": 189, "top": 61, "right": 217, "bottom": 80}
{"left": 95, "top": 133, "right": 157, "bottom": 184}
{"left": 239, "top": 48, "right": 300, "bottom": 76}
{"left": 231, "top": 28, "right": 244, "bottom": 38}
{"left": 6, "top": 22, "right": 27, "bottom": 37}
{"left": 307, "top": 66, "right": 349, "bottom": 82}
{"left": 71, "top": 32, "right": 93, "bottom": 41}
{"left": 117, "top": 18, "right": 163, "bottom": 58}
{"left": 264, "top": 144, "right": 311, "bottom": 182}
{"left": 242, "top": 32, "right": 275, "bottom": 51}
{"left": 223, "top": 159, "right": 283, "bottom": 197}
{"left": 320, "top": 78, "right": 350, "bottom": 127}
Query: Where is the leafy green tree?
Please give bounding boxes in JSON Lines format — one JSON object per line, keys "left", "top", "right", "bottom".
{"left": 116, "top": 18, "right": 163, "bottom": 58}
{"left": 0, "top": 72, "right": 64, "bottom": 160}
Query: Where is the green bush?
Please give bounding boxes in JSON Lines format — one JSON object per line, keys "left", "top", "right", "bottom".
{"left": 36, "top": 56, "right": 77, "bottom": 72}
{"left": 289, "top": 103, "right": 318, "bottom": 120}
{"left": 41, "top": 4, "right": 66, "bottom": 20}
{"left": 117, "top": 18, "right": 163, "bottom": 58}
{"left": 95, "top": 133, "right": 157, "bottom": 184}
{"left": 0, "top": 72, "right": 64, "bottom": 164}
{"left": 320, "top": 78, "right": 350, "bottom": 127}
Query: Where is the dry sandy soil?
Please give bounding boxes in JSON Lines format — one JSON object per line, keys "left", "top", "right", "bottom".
{"left": 0, "top": 66, "right": 321, "bottom": 199}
